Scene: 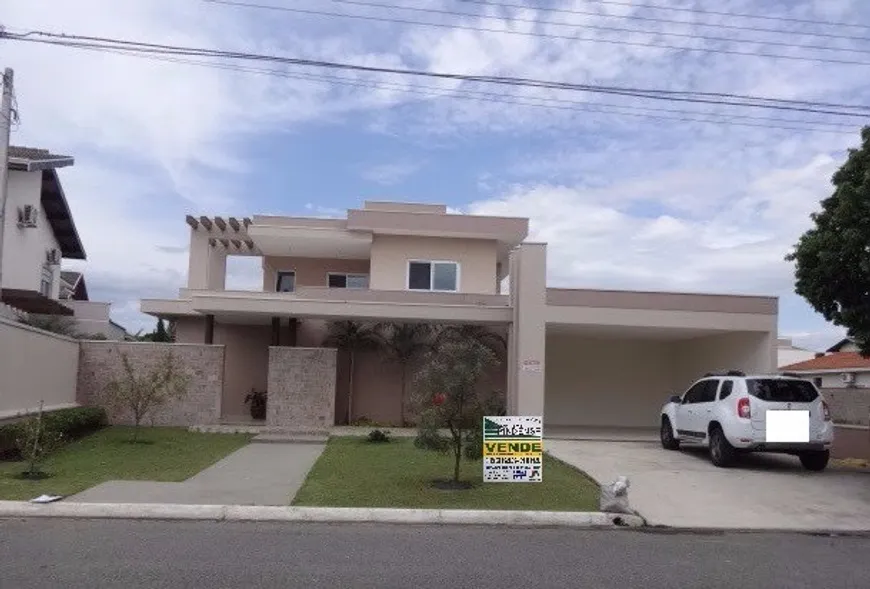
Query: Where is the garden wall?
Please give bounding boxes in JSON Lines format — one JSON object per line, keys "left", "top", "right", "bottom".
{"left": 267, "top": 346, "right": 336, "bottom": 430}
{"left": 821, "top": 388, "right": 870, "bottom": 426}
{"left": 0, "top": 317, "right": 80, "bottom": 420}
{"left": 77, "top": 341, "right": 225, "bottom": 427}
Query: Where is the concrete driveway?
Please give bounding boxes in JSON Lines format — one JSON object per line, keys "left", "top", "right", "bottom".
{"left": 546, "top": 439, "right": 870, "bottom": 531}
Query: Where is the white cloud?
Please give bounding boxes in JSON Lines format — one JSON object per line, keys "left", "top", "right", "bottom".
{"left": 360, "top": 160, "right": 424, "bottom": 185}
{"left": 4, "top": 0, "right": 868, "bottom": 337}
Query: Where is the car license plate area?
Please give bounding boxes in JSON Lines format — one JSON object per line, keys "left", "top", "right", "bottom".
{"left": 765, "top": 410, "right": 810, "bottom": 443}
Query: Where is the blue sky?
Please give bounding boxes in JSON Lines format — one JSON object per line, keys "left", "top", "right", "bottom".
{"left": 5, "top": 0, "right": 870, "bottom": 349}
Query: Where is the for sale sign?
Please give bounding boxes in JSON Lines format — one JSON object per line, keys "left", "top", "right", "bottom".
{"left": 482, "top": 416, "right": 543, "bottom": 482}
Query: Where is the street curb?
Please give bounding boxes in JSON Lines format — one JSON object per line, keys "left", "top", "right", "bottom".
{"left": 0, "top": 501, "right": 644, "bottom": 528}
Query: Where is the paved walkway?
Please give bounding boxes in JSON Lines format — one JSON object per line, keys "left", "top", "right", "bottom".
{"left": 70, "top": 444, "right": 324, "bottom": 506}
{"left": 547, "top": 439, "right": 870, "bottom": 531}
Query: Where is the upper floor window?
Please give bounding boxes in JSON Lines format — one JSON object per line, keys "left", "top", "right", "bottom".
{"left": 40, "top": 264, "right": 53, "bottom": 297}
{"left": 276, "top": 271, "right": 296, "bottom": 293}
{"left": 407, "top": 260, "right": 459, "bottom": 292}
{"left": 328, "top": 273, "right": 369, "bottom": 289}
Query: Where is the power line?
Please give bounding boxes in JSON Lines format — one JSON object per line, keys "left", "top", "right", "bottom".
{"left": 3, "top": 29, "right": 870, "bottom": 118}
{"left": 69, "top": 44, "right": 856, "bottom": 134}
{"left": 453, "top": 0, "right": 870, "bottom": 42}
{"left": 314, "top": 0, "right": 870, "bottom": 55}
{"left": 535, "top": 0, "right": 870, "bottom": 30}
{"left": 200, "top": 0, "right": 870, "bottom": 66}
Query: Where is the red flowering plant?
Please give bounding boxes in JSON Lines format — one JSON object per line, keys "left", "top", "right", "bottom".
{"left": 412, "top": 339, "right": 499, "bottom": 487}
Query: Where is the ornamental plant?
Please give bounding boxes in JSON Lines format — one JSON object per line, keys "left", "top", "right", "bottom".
{"left": 413, "top": 339, "right": 499, "bottom": 486}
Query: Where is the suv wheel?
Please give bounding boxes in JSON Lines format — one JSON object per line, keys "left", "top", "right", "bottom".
{"left": 660, "top": 418, "right": 679, "bottom": 450}
{"left": 799, "top": 450, "right": 830, "bottom": 472}
{"left": 709, "top": 426, "right": 736, "bottom": 468}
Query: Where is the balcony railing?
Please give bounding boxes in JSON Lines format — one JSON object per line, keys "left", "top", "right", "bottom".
{"left": 182, "top": 287, "right": 509, "bottom": 307}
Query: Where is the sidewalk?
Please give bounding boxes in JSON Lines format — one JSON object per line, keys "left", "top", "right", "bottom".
{"left": 70, "top": 443, "right": 324, "bottom": 506}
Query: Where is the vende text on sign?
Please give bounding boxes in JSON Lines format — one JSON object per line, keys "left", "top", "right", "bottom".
{"left": 482, "top": 416, "right": 543, "bottom": 483}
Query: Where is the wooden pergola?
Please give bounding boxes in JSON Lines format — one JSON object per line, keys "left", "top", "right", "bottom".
{"left": 185, "top": 215, "right": 261, "bottom": 256}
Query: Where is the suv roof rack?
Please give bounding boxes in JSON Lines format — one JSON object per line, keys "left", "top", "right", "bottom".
{"left": 780, "top": 372, "right": 802, "bottom": 378}
{"left": 703, "top": 370, "right": 746, "bottom": 378}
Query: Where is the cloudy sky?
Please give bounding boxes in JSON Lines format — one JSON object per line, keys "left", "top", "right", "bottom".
{"left": 4, "top": 0, "right": 869, "bottom": 349}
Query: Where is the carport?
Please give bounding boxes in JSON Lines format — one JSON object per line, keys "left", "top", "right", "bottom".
{"left": 544, "top": 288, "right": 777, "bottom": 429}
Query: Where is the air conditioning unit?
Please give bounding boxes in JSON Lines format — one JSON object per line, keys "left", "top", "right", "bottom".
{"left": 17, "top": 205, "right": 38, "bottom": 228}
{"left": 45, "top": 249, "right": 60, "bottom": 265}
{"left": 841, "top": 372, "right": 856, "bottom": 385}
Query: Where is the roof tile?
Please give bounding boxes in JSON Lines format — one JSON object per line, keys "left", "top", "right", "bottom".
{"left": 781, "top": 352, "right": 870, "bottom": 371}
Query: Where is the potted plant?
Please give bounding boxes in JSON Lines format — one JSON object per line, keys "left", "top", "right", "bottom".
{"left": 245, "top": 388, "right": 267, "bottom": 420}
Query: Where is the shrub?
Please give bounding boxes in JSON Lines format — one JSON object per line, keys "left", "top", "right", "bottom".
{"left": 367, "top": 429, "right": 391, "bottom": 443}
{"left": 15, "top": 407, "right": 64, "bottom": 478}
{"left": 0, "top": 406, "right": 108, "bottom": 461}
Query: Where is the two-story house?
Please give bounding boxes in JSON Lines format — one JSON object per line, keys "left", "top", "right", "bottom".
{"left": 1, "top": 146, "right": 125, "bottom": 339}
{"left": 141, "top": 201, "right": 778, "bottom": 430}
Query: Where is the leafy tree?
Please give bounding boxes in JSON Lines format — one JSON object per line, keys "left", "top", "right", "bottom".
{"left": 787, "top": 126, "right": 870, "bottom": 355}
{"left": 413, "top": 339, "right": 499, "bottom": 485}
{"left": 377, "top": 322, "right": 433, "bottom": 426}
{"left": 323, "top": 321, "right": 384, "bottom": 424}
{"left": 102, "top": 350, "right": 190, "bottom": 441}
{"left": 154, "top": 319, "right": 170, "bottom": 342}
{"left": 129, "top": 319, "right": 174, "bottom": 342}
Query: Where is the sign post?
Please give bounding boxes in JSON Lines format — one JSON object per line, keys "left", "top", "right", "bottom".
{"left": 482, "top": 416, "right": 543, "bottom": 482}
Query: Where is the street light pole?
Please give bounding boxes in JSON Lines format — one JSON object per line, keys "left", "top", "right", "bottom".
{"left": 0, "top": 68, "right": 14, "bottom": 292}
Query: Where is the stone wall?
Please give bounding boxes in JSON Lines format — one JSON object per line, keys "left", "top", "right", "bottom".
{"left": 77, "top": 342, "right": 225, "bottom": 426}
{"left": 822, "top": 388, "right": 870, "bottom": 426}
{"left": 267, "top": 347, "right": 336, "bottom": 430}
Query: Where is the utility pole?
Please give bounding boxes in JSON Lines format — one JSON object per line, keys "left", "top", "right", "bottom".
{"left": 0, "top": 67, "right": 13, "bottom": 292}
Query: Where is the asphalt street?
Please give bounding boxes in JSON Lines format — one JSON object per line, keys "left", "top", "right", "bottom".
{"left": 1, "top": 519, "right": 869, "bottom": 589}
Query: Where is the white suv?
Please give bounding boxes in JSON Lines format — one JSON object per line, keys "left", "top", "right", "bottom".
{"left": 660, "top": 371, "right": 834, "bottom": 470}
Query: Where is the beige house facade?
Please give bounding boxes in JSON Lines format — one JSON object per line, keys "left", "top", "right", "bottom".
{"left": 141, "top": 201, "right": 777, "bottom": 429}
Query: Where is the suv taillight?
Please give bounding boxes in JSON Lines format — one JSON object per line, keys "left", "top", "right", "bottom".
{"left": 737, "top": 397, "right": 751, "bottom": 419}
{"left": 822, "top": 400, "right": 831, "bottom": 421}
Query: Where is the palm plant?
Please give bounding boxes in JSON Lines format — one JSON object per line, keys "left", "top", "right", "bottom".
{"left": 377, "top": 322, "right": 434, "bottom": 426}
{"left": 433, "top": 324, "right": 507, "bottom": 358}
{"left": 323, "top": 320, "right": 384, "bottom": 424}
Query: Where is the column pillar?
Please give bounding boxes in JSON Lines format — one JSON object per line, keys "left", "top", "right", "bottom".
{"left": 271, "top": 317, "right": 281, "bottom": 346}
{"left": 204, "top": 314, "right": 215, "bottom": 344}
{"left": 187, "top": 230, "right": 210, "bottom": 289}
{"left": 508, "top": 243, "right": 547, "bottom": 418}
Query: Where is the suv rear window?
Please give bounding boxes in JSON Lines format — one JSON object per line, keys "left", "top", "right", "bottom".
{"left": 746, "top": 379, "right": 819, "bottom": 403}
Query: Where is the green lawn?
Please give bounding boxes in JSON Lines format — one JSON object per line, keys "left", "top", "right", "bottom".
{"left": 293, "top": 437, "right": 599, "bottom": 511}
{"left": 0, "top": 427, "right": 252, "bottom": 501}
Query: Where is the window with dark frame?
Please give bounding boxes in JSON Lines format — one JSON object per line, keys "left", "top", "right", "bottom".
{"left": 718, "top": 380, "right": 734, "bottom": 400}
{"left": 328, "top": 273, "right": 369, "bottom": 289}
{"left": 698, "top": 380, "right": 719, "bottom": 403}
{"left": 407, "top": 260, "right": 458, "bottom": 292}
{"left": 276, "top": 271, "right": 296, "bottom": 292}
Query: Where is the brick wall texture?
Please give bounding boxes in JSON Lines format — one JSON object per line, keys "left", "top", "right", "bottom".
{"left": 267, "top": 346, "right": 336, "bottom": 430}
{"left": 821, "top": 388, "right": 870, "bottom": 426}
{"left": 77, "top": 342, "right": 225, "bottom": 427}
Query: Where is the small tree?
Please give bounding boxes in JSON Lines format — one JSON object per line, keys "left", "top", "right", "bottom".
{"left": 377, "top": 322, "right": 433, "bottom": 426}
{"left": 102, "top": 350, "right": 190, "bottom": 441}
{"left": 15, "top": 402, "right": 63, "bottom": 478}
{"left": 323, "top": 320, "right": 383, "bottom": 424}
{"left": 787, "top": 126, "right": 870, "bottom": 355}
{"left": 413, "top": 339, "right": 499, "bottom": 486}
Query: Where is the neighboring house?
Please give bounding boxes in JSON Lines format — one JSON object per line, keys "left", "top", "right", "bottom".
{"left": 827, "top": 337, "right": 860, "bottom": 353}
{"left": 141, "top": 200, "right": 778, "bottom": 428}
{"left": 780, "top": 352, "right": 870, "bottom": 426}
{"left": 1, "top": 146, "right": 125, "bottom": 339}
{"left": 781, "top": 352, "right": 870, "bottom": 389}
{"left": 58, "top": 271, "right": 128, "bottom": 340}
{"left": 777, "top": 337, "right": 816, "bottom": 368}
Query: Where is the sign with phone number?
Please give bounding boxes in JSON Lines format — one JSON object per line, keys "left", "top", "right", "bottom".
{"left": 482, "top": 416, "right": 543, "bottom": 483}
